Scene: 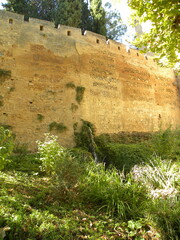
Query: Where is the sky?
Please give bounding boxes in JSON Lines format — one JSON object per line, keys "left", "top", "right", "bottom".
{"left": 0, "top": 0, "right": 6, "bottom": 9}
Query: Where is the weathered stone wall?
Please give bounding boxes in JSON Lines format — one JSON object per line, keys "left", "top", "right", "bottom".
{"left": 0, "top": 10, "right": 179, "bottom": 150}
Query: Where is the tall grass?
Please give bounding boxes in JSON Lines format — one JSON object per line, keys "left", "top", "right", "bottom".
{"left": 79, "top": 161, "right": 149, "bottom": 220}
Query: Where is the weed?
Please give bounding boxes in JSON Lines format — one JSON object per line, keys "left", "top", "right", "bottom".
{"left": 66, "top": 82, "right": 76, "bottom": 89}
{"left": 49, "top": 121, "right": 67, "bottom": 133}
{"left": 37, "top": 114, "right": 44, "bottom": 122}
{"left": 76, "top": 86, "right": 85, "bottom": 104}
{"left": 8, "top": 87, "right": 15, "bottom": 93}
{"left": 70, "top": 103, "right": 78, "bottom": 112}
{"left": 0, "top": 69, "right": 11, "bottom": 85}
{"left": 0, "top": 69, "right": 11, "bottom": 78}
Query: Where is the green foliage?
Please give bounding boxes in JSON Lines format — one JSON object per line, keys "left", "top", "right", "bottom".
{"left": 79, "top": 161, "right": 149, "bottom": 220}
{"left": 70, "top": 103, "right": 78, "bottom": 112}
{"left": 4, "top": 0, "right": 56, "bottom": 21}
{"left": 0, "top": 69, "right": 11, "bottom": 85}
{"left": 54, "top": 0, "right": 83, "bottom": 28}
{"left": 90, "top": 0, "right": 107, "bottom": 36}
{"left": 74, "top": 120, "right": 96, "bottom": 150}
{"left": 131, "top": 156, "right": 180, "bottom": 197}
{"left": 0, "top": 127, "right": 14, "bottom": 171}
{"left": 95, "top": 131, "right": 152, "bottom": 144}
{"left": 66, "top": 82, "right": 76, "bottom": 89}
{"left": 76, "top": 86, "right": 85, "bottom": 104}
{"left": 128, "top": 0, "right": 180, "bottom": 70}
{"left": 37, "top": 134, "right": 63, "bottom": 175}
{"left": 148, "top": 128, "right": 178, "bottom": 159}
{"left": 37, "top": 113, "right": 44, "bottom": 122}
{"left": 149, "top": 198, "right": 180, "bottom": 240}
{"left": 0, "top": 69, "right": 11, "bottom": 78}
{"left": 49, "top": 121, "right": 67, "bottom": 133}
{"left": 98, "top": 142, "right": 152, "bottom": 172}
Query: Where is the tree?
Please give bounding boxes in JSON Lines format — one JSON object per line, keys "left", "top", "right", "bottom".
{"left": 90, "top": 0, "right": 106, "bottom": 36}
{"left": 3, "top": 0, "right": 57, "bottom": 21}
{"left": 80, "top": 0, "right": 93, "bottom": 32}
{"left": 128, "top": 0, "right": 180, "bottom": 70}
{"left": 104, "top": 2, "right": 127, "bottom": 40}
{"left": 54, "top": 0, "right": 83, "bottom": 28}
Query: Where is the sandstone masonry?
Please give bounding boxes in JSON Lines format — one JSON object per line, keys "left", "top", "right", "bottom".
{"left": 0, "top": 10, "right": 180, "bottom": 150}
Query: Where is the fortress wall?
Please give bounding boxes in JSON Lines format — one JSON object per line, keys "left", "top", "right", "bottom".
{"left": 0, "top": 10, "right": 179, "bottom": 150}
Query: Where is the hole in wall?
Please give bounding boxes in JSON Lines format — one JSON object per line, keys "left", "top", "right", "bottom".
{"left": 81, "top": 28, "right": 85, "bottom": 35}
{"left": 9, "top": 19, "right": 13, "bottom": 24}
{"left": 40, "top": 25, "right": 44, "bottom": 31}
{"left": 3, "top": 113, "right": 7, "bottom": 115}
{"left": 24, "top": 16, "right": 29, "bottom": 22}
{"left": 29, "top": 101, "right": 33, "bottom": 104}
{"left": 67, "top": 30, "right": 71, "bottom": 36}
{"left": 118, "top": 46, "right": 120, "bottom": 50}
{"left": 96, "top": 39, "right": 99, "bottom": 44}
{"left": 158, "top": 114, "right": 161, "bottom": 119}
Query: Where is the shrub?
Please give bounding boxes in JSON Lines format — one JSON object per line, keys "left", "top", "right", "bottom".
{"left": 0, "top": 127, "right": 14, "bottom": 170}
{"left": 37, "top": 134, "right": 85, "bottom": 189}
{"left": 37, "top": 134, "right": 63, "bottom": 175}
{"left": 98, "top": 142, "right": 152, "bottom": 172}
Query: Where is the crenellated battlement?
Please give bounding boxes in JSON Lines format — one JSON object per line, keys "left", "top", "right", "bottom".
{"left": 0, "top": 10, "right": 179, "bottom": 150}
{"left": 0, "top": 9, "right": 153, "bottom": 61}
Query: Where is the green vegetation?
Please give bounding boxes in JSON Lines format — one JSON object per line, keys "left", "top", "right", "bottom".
{"left": 66, "top": 82, "right": 76, "bottom": 89}
{"left": 70, "top": 103, "right": 78, "bottom": 112}
{"left": 48, "top": 121, "right": 67, "bottom": 133}
{"left": 0, "top": 69, "right": 11, "bottom": 78}
{"left": 0, "top": 126, "right": 179, "bottom": 239}
{"left": 4, "top": 0, "right": 126, "bottom": 39}
{"left": 37, "top": 114, "right": 44, "bottom": 122}
{"left": 76, "top": 86, "right": 85, "bottom": 104}
{"left": 128, "top": 0, "right": 180, "bottom": 70}
{"left": 0, "top": 127, "right": 14, "bottom": 171}
{"left": 0, "top": 69, "right": 11, "bottom": 85}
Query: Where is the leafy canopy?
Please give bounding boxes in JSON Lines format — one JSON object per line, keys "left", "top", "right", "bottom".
{"left": 128, "top": 0, "right": 180, "bottom": 70}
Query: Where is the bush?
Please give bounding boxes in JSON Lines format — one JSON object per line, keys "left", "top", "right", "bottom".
{"left": 37, "top": 134, "right": 86, "bottom": 189}
{"left": 98, "top": 142, "right": 152, "bottom": 172}
{"left": 0, "top": 127, "right": 14, "bottom": 170}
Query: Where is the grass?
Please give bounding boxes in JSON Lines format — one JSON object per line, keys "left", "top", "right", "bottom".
{"left": 0, "top": 128, "right": 179, "bottom": 239}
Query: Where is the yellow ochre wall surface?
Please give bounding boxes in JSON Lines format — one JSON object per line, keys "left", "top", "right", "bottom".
{"left": 0, "top": 10, "right": 180, "bottom": 150}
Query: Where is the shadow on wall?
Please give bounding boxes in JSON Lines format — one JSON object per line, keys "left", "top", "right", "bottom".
{"left": 173, "top": 75, "right": 180, "bottom": 101}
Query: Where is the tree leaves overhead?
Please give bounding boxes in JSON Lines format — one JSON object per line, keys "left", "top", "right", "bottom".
{"left": 128, "top": 0, "right": 180, "bottom": 70}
